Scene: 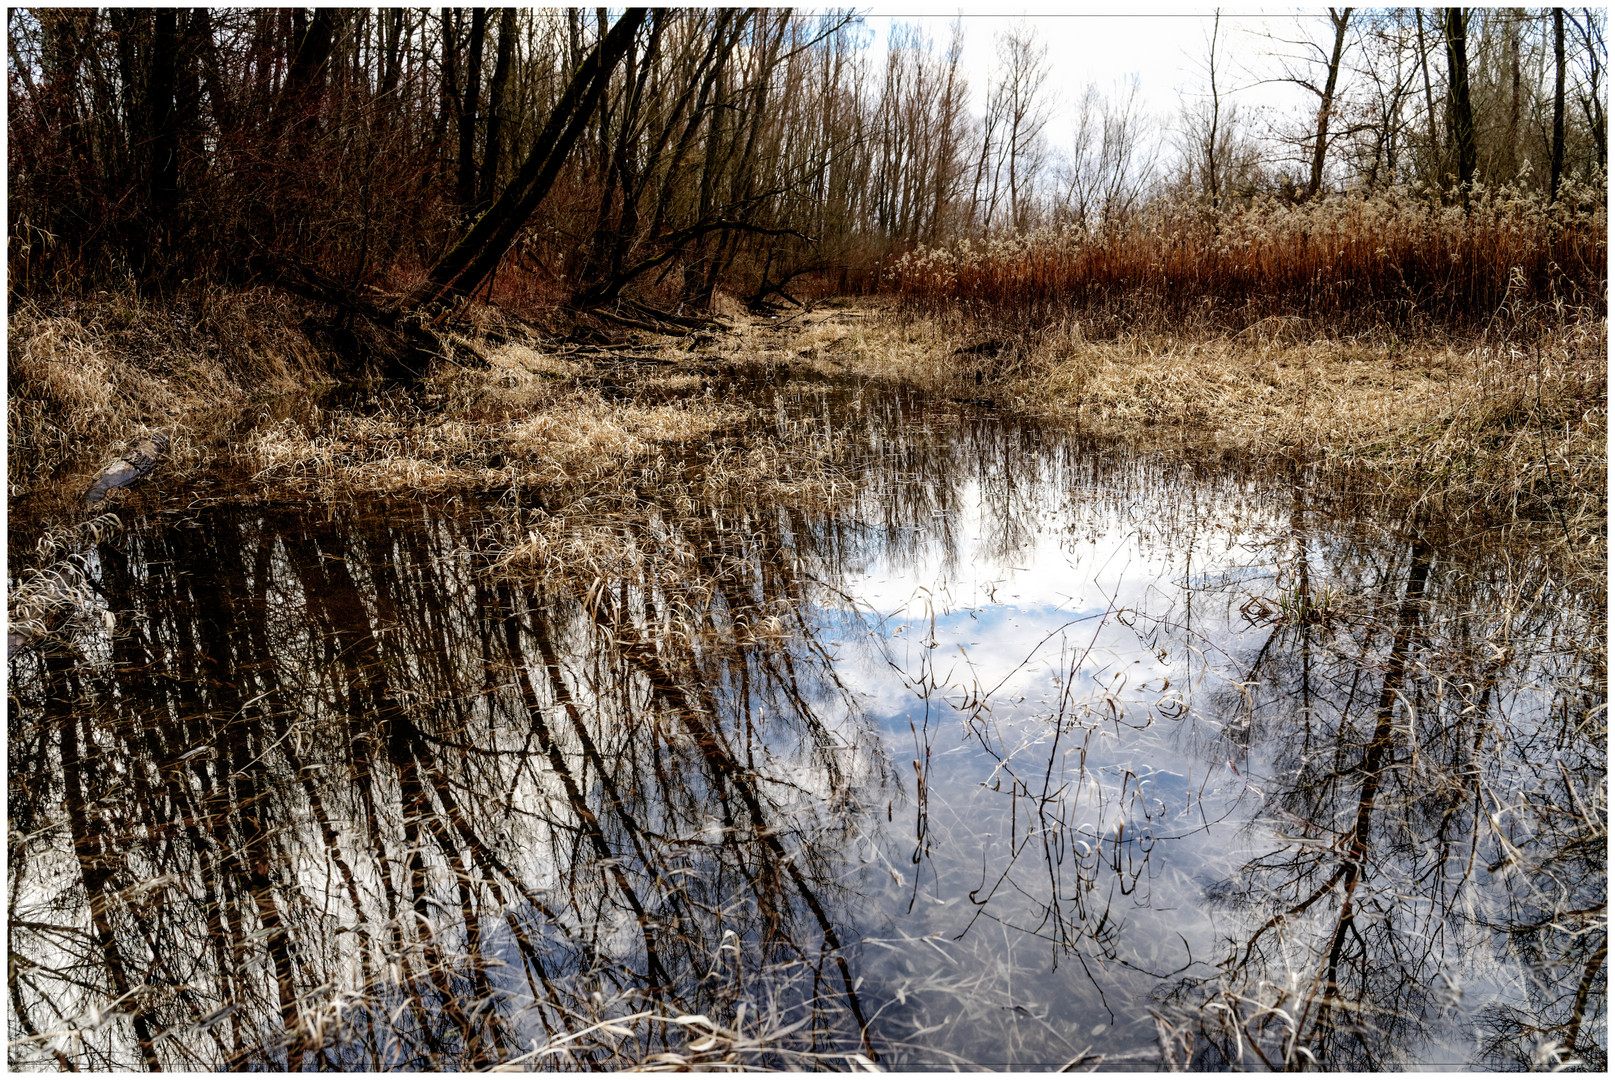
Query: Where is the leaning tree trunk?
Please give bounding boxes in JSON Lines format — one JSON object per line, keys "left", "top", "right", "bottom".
{"left": 250, "top": 9, "right": 644, "bottom": 377}
{"left": 404, "top": 8, "right": 648, "bottom": 315}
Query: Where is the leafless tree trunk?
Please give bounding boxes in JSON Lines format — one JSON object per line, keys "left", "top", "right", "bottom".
{"left": 1571, "top": 9, "right": 1606, "bottom": 165}
{"left": 1414, "top": 9, "right": 1441, "bottom": 185}
{"left": 455, "top": 8, "right": 487, "bottom": 212}
{"left": 1551, "top": 7, "right": 1566, "bottom": 201}
{"left": 477, "top": 8, "right": 517, "bottom": 213}
{"left": 1444, "top": 8, "right": 1476, "bottom": 195}
{"left": 147, "top": 8, "right": 180, "bottom": 230}
{"left": 1306, "top": 9, "right": 1353, "bottom": 198}
{"left": 1195, "top": 11, "right": 1229, "bottom": 207}
{"left": 406, "top": 8, "right": 648, "bottom": 312}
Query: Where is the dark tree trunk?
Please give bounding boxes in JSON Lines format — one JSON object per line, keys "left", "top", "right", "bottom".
{"left": 195, "top": 9, "right": 234, "bottom": 142}
{"left": 456, "top": 8, "right": 487, "bottom": 211}
{"left": 148, "top": 8, "right": 180, "bottom": 230}
{"left": 1444, "top": 8, "right": 1476, "bottom": 197}
{"left": 110, "top": 9, "right": 143, "bottom": 190}
{"left": 283, "top": 8, "right": 338, "bottom": 116}
{"left": 1551, "top": 8, "right": 1567, "bottom": 202}
{"left": 380, "top": 9, "right": 405, "bottom": 99}
{"left": 477, "top": 8, "right": 517, "bottom": 213}
{"left": 1307, "top": 8, "right": 1352, "bottom": 199}
{"left": 405, "top": 9, "right": 648, "bottom": 312}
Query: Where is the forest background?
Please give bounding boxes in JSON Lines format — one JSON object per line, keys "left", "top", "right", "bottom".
{"left": 7, "top": 6, "right": 1607, "bottom": 515}
{"left": 8, "top": 7, "right": 1606, "bottom": 316}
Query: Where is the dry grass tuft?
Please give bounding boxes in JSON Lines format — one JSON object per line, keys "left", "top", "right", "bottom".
{"left": 242, "top": 392, "right": 746, "bottom": 497}
{"left": 486, "top": 340, "right": 581, "bottom": 383}
{"left": 8, "top": 288, "right": 330, "bottom": 497}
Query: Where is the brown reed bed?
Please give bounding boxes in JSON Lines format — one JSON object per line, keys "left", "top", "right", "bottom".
{"left": 889, "top": 186, "right": 1606, "bottom": 337}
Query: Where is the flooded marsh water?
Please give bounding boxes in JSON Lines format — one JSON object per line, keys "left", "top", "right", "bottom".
{"left": 7, "top": 375, "right": 1606, "bottom": 1070}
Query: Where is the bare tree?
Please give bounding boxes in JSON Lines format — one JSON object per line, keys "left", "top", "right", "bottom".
{"left": 1305, "top": 9, "right": 1353, "bottom": 198}
{"left": 454, "top": 8, "right": 487, "bottom": 212}
{"left": 1552, "top": 7, "right": 1566, "bottom": 201}
{"left": 972, "top": 22, "right": 1051, "bottom": 232}
{"left": 406, "top": 8, "right": 648, "bottom": 311}
{"left": 1569, "top": 8, "right": 1606, "bottom": 167}
{"left": 476, "top": 7, "right": 517, "bottom": 213}
{"left": 1060, "top": 76, "right": 1157, "bottom": 225}
{"left": 1445, "top": 8, "right": 1477, "bottom": 194}
{"left": 1342, "top": 11, "right": 1419, "bottom": 187}
{"left": 1180, "top": 11, "right": 1256, "bottom": 207}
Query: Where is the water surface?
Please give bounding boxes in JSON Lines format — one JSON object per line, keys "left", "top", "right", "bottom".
{"left": 7, "top": 379, "right": 1605, "bottom": 1070}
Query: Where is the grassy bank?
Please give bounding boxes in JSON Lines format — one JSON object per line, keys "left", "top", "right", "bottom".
{"left": 9, "top": 288, "right": 1604, "bottom": 568}
{"left": 775, "top": 302, "right": 1605, "bottom": 536}
{"left": 7, "top": 287, "right": 333, "bottom": 500}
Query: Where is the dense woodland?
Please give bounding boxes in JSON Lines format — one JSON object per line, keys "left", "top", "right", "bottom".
{"left": 7, "top": 7, "right": 1608, "bottom": 326}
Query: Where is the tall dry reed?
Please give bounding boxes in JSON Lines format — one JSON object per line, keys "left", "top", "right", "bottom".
{"left": 890, "top": 186, "right": 1607, "bottom": 335}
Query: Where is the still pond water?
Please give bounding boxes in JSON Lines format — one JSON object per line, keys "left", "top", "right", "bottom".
{"left": 8, "top": 376, "right": 1605, "bottom": 1070}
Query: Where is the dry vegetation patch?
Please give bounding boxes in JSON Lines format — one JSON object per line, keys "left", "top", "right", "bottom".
{"left": 8, "top": 289, "right": 329, "bottom": 498}
{"left": 242, "top": 390, "right": 747, "bottom": 497}
{"left": 891, "top": 188, "right": 1606, "bottom": 334}
{"left": 762, "top": 304, "right": 1604, "bottom": 545}
{"left": 1034, "top": 320, "right": 1604, "bottom": 534}
{"left": 12, "top": 287, "right": 1602, "bottom": 569}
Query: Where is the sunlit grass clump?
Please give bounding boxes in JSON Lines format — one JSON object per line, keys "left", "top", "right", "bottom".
{"left": 7, "top": 288, "right": 328, "bottom": 497}
{"left": 242, "top": 391, "right": 746, "bottom": 497}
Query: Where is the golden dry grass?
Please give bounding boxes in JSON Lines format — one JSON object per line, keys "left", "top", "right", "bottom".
{"left": 763, "top": 304, "right": 1604, "bottom": 540}
{"left": 8, "top": 288, "right": 329, "bottom": 498}
{"left": 242, "top": 392, "right": 746, "bottom": 497}
{"left": 1033, "top": 321, "right": 1604, "bottom": 533}
{"left": 12, "top": 286, "right": 1601, "bottom": 573}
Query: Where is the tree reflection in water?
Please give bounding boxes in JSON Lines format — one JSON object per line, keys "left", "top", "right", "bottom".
{"left": 1141, "top": 501, "right": 1606, "bottom": 1071}
{"left": 7, "top": 382, "right": 1605, "bottom": 1070}
{"left": 10, "top": 486, "right": 894, "bottom": 1069}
